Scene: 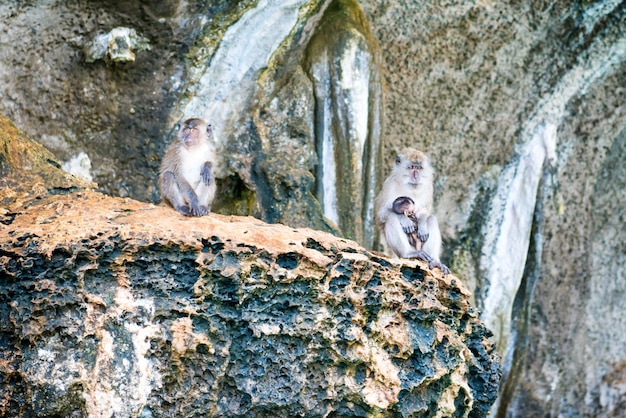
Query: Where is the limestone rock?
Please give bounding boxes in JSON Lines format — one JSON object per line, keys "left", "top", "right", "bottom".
{"left": 0, "top": 113, "right": 95, "bottom": 212}
{"left": 84, "top": 27, "right": 151, "bottom": 64}
{"left": 0, "top": 118, "right": 501, "bottom": 417}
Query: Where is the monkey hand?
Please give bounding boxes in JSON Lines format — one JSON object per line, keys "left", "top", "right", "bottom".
{"left": 398, "top": 214, "right": 416, "bottom": 234}
{"left": 416, "top": 228, "right": 429, "bottom": 243}
{"left": 200, "top": 162, "right": 213, "bottom": 185}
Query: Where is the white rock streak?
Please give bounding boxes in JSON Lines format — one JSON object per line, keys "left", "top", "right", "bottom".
{"left": 479, "top": 16, "right": 626, "bottom": 351}
{"left": 182, "top": 0, "right": 307, "bottom": 151}
{"left": 313, "top": 37, "right": 372, "bottom": 226}
{"left": 479, "top": 122, "right": 556, "bottom": 349}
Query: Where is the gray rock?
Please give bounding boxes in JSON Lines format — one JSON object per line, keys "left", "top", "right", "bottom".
{"left": 0, "top": 118, "right": 501, "bottom": 417}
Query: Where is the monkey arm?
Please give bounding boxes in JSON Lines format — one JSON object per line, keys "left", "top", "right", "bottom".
{"left": 200, "top": 162, "right": 213, "bottom": 185}
{"left": 403, "top": 212, "right": 419, "bottom": 247}
{"left": 397, "top": 214, "right": 416, "bottom": 234}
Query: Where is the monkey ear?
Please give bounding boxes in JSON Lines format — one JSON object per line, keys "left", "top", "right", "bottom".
{"left": 175, "top": 123, "right": 181, "bottom": 131}
{"left": 395, "top": 156, "right": 401, "bottom": 165}
{"left": 206, "top": 124, "right": 213, "bottom": 137}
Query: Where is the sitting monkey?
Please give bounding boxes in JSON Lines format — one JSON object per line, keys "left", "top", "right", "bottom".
{"left": 159, "top": 118, "right": 216, "bottom": 216}
{"left": 375, "top": 148, "right": 450, "bottom": 274}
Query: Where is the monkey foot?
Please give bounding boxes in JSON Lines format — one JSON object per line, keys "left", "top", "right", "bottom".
{"left": 408, "top": 250, "right": 433, "bottom": 263}
{"left": 192, "top": 205, "right": 210, "bottom": 216}
{"left": 176, "top": 205, "right": 209, "bottom": 217}
{"left": 429, "top": 260, "right": 450, "bottom": 275}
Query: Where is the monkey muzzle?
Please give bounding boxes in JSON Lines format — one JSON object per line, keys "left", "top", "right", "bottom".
{"left": 409, "top": 168, "right": 421, "bottom": 184}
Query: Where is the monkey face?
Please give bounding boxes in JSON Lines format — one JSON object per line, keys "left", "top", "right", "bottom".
{"left": 178, "top": 118, "right": 212, "bottom": 147}
{"left": 180, "top": 125, "right": 200, "bottom": 146}
{"left": 407, "top": 162, "right": 424, "bottom": 185}
{"left": 395, "top": 148, "right": 431, "bottom": 187}
{"left": 395, "top": 155, "right": 424, "bottom": 185}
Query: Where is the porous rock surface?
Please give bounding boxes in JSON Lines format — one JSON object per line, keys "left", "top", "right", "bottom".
{"left": 0, "top": 121, "right": 501, "bottom": 417}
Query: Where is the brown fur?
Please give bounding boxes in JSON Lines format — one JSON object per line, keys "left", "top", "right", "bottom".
{"left": 159, "top": 118, "right": 217, "bottom": 216}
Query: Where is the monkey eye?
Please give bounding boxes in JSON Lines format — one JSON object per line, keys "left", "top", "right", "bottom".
{"left": 395, "top": 156, "right": 401, "bottom": 165}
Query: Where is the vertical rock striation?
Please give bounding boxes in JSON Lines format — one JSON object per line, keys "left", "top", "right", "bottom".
{"left": 305, "top": 0, "right": 384, "bottom": 248}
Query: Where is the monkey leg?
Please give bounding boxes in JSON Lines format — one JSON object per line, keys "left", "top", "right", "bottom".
{"left": 194, "top": 179, "right": 216, "bottom": 215}
{"left": 162, "top": 171, "right": 204, "bottom": 216}
{"left": 420, "top": 215, "right": 450, "bottom": 274}
{"left": 421, "top": 215, "right": 442, "bottom": 260}
{"left": 385, "top": 215, "right": 429, "bottom": 260}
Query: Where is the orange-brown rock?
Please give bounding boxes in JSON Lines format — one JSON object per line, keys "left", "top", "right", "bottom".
{"left": 0, "top": 117, "right": 501, "bottom": 417}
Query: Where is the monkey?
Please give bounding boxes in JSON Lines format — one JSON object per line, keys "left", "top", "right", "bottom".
{"left": 159, "top": 118, "right": 216, "bottom": 217}
{"left": 391, "top": 196, "right": 422, "bottom": 249}
{"left": 374, "top": 148, "right": 450, "bottom": 274}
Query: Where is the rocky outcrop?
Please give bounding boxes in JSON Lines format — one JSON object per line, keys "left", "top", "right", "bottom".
{"left": 0, "top": 118, "right": 501, "bottom": 416}
{"left": 1, "top": 1, "right": 625, "bottom": 416}
{"left": 0, "top": 0, "right": 385, "bottom": 246}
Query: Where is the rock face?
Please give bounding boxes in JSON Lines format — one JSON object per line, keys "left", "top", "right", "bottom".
{"left": 1, "top": 1, "right": 625, "bottom": 416}
{"left": 0, "top": 0, "right": 385, "bottom": 245}
{"left": 360, "top": 3, "right": 626, "bottom": 416}
{"left": 0, "top": 122, "right": 500, "bottom": 417}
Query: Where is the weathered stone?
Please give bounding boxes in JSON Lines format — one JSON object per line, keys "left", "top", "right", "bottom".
{"left": 83, "top": 27, "right": 151, "bottom": 64}
{"left": 304, "top": 0, "right": 384, "bottom": 248}
{"left": 0, "top": 117, "right": 501, "bottom": 417}
{"left": 1, "top": 1, "right": 625, "bottom": 416}
{"left": 0, "top": 113, "right": 95, "bottom": 211}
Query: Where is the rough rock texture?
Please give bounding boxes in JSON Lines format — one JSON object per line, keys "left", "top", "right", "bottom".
{"left": 360, "top": 3, "right": 626, "bottom": 416}
{"left": 1, "top": 1, "right": 625, "bottom": 416}
{"left": 0, "top": 0, "right": 385, "bottom": 244}
{"left": 0, "top": 123, "right": 501, "bottom": 417}
{"left": 0, "top": 114, "right": 95, "bottom": 209}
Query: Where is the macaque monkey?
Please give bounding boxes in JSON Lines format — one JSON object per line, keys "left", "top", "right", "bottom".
{"left": 375, "top": 148, "right": 450, "bottom": 274}
{"left": 159, "top": 118, "right": 216, "bottom": 216}
{"left": 391, "top": 196, "right": 422, "bottom": 248}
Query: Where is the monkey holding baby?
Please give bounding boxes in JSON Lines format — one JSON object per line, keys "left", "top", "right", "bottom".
{"left": 374, "top": 148, "right": 450, "bottom": 274}
{"left": 159, "top": 118, "right": 216, "bottom": 217}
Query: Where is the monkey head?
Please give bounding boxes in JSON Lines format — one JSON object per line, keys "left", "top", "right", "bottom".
{"left": 392, "top": 196, "right": 416, "bottom": 216}
{"left": 394, "top": 148, "right": 433, "bottom": 186}
{"left": 178, "top": 118, "right": 212, "bottom": 148}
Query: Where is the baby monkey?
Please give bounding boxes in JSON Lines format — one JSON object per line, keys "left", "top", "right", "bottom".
{"left": 159, "top": 118, "right": 216, "bottom": 216}
{"left": 392, "top": 196, "right": 423, "bottom": 249}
